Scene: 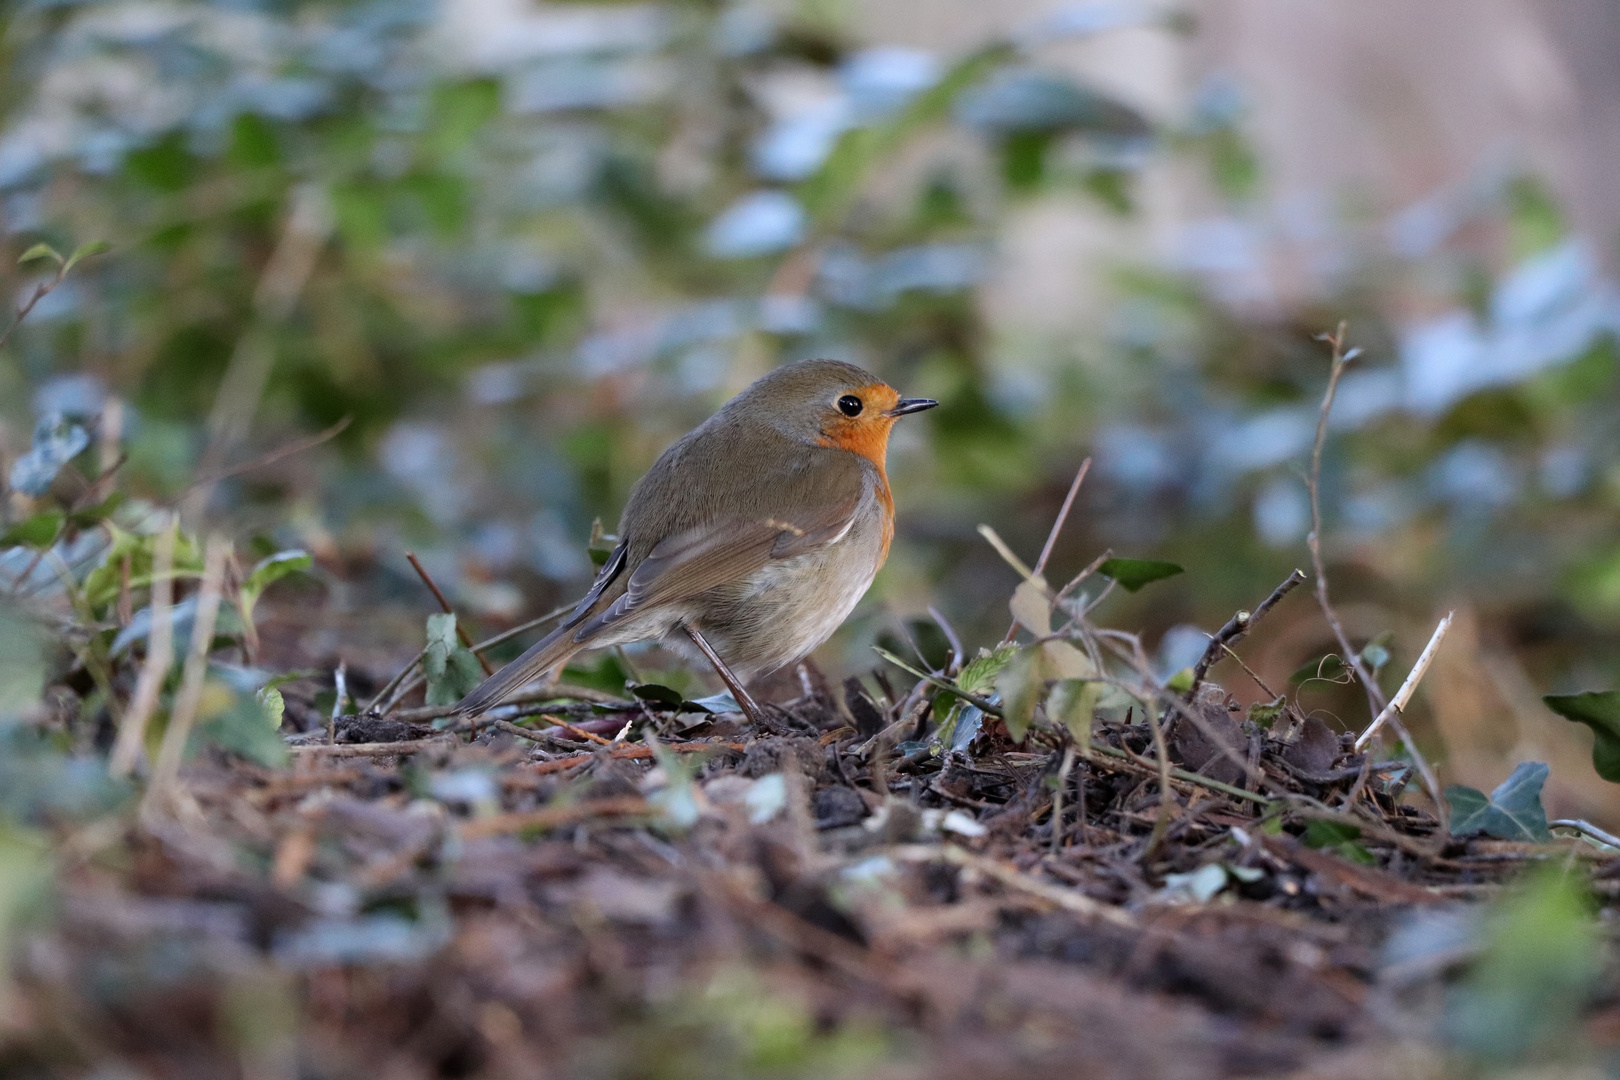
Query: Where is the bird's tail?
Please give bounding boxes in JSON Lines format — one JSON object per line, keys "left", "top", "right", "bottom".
{"left": 452, "top": 622, "right": 584, "bottom": 719}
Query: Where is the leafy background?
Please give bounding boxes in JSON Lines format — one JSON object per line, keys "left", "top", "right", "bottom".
{"left": 2, "top": 0, "right": 1619, "bottom": 831}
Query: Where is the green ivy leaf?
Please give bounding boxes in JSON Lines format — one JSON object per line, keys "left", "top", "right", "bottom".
{"left": 200, "top": 691, "right": 289, "bottom": 768}
{"left": 241, "top": 549, "right": 311, "bottom": 608}
{"left": 65, "top": 492, "right": 124, "bottom": 529}
{"left": 0, "top": 511, "right": 64, "bottom": 549}
{"left": 1096, "top": 558, "right": 1183, "bottom": 593}
{"left": 423, "top": 613, "right": 482, "bottom": 707}
{"left": 1302, "top": 819, "right": 1375, "bottom": 864}
{"left": 1247, "top": 696, "right": 1287, "bottom": 729}
{"left": 628, "top": 682, "right": 687, "bottom": 707}
{"left": 995, "top": 645, "right": 1044, "bottom": 742}
{"left": 1543, "top": 691, "right": 1620, "bottom": 783}
{"left": 1446, "top": 762, "right": 1551, "bottom": 843}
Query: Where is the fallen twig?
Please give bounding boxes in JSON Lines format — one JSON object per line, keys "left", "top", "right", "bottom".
{"left": 1354, "top": 612, "right": 1453, "bottom": 750}
{"left": 457, "top": 796, "right": 651, "bottom": 840}
{"left": 289, "top": 737, "right": 458, "bottom": 757}
{"left": 524, "top": 740, "right": 748, "bottom": 775}
{"left": 1550, "top": 819, "right": 1620, "bottom": 849}
{"left": 940, "top": 844, "right": 1136, "bottom": 928}
{"left": 1185, "top": 569, "right": 1305, "bottom": 699}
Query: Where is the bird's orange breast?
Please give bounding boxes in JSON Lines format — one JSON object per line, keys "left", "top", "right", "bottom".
{"left": 816, "top": 382, "right": 898, "bottom": 560}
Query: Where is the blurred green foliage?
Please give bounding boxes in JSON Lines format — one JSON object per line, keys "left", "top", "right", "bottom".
{"left": 1444, "top": 868, "right": 1607, "bottom": 1064}
{"left": 1, "top": 0, "right": 1619, "bottom": 787}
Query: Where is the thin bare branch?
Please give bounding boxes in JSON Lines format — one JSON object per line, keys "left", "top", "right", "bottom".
{"left": 405, "top": 551, "right": 494, "bottom": 675}
{"left": 1305, "top": 324, "right": 1447, "bottom": 831}
{"left": 1185, "top": 569, "right": 1305, "bottom": 699}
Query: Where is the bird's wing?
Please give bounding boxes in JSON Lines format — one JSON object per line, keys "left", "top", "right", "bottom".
{"left": 455, "top": 434, "right": 872, "bottom": 718}
{"left": 571, "top": 484, "right": 865, "bottom": 641}
{"left": 450, "top": 542, "right": 628, "bottom": 717}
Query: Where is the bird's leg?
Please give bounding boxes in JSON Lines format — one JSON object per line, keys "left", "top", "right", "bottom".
{"left": 680, "top": 622, "right": 766, "bottom": 724}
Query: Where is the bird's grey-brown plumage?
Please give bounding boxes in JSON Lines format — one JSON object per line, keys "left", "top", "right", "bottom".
{"left": 453, "top": 360, "right": 890, "bottom": 718}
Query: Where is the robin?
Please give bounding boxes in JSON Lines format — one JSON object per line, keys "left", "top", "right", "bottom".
{"left": 454, "top": 358, "right": 936, "bottom": 723}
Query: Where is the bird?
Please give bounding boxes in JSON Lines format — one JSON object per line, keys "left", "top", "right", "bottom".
{"left": 453, "top": 358, "right": 937, "bottom": 724}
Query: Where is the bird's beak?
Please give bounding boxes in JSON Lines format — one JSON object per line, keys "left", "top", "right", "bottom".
{"left": 886, "top": 397, "right": 938, "bottom": 417}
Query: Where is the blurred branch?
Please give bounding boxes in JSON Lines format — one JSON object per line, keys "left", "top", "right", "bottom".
{"left": 182, "top": 184, "right": 333, "bottom": 523}
{"left": 405, "top": 552, "right": 495, "bottom": 676}
{"left": 1307, "top": 323, "right": 1447, "bottom": 832}
{"left": 148, "top": 535, "right": 228, "bottom": 799}
{"left": 110, "top": 516, "right": 177, "bottom": 778}
{"left": 181, "top": 415, "right": 352, "bottom": 494}
{"left": 0, "top": 241, "right": 109, "bottom": 353}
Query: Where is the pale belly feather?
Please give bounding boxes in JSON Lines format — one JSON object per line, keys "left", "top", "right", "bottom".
{"left": 588, "top": 490, "right": 887, "bottom": 680}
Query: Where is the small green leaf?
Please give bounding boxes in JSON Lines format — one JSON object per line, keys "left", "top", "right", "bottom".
{"left": 1360, "top": 631, "right": 1395, "bottom": 675}
{"left": 1543, "top": 691, "right": 1620, "bottom": 783}
{"left": 1009, "top": 578, "right": 1051, "bottom": 635}
{"left": 1289, "top": 653, "right": 1350, "bottom": 685}
{"left": 17, "top": 243, "right": 61, "bottom": 266}
{"left": 1047, "top": 678, "right": 1099, "bottom": 745}
{"left": 256, "top": 687, "right": 285, "bottom": 729}
{"left": 423, "top": 613, "right": 483, "bottom": 707}
{"left": 1302, "top": 819, "right": 1375, "bottom": 863}
{"left": 66, "top": 492, "right": 124, "bottom": 528}
{"left": 1096, "top": 558, "right": 1183, "bottom": 593}
{"left": 628, "top": 682, "right": 686, "bottom": 707}
{"left": 995, "top": 645, "right": 1044, "bottom": 742}
{"left": 957, "top": 643, "right": 1018, "bottom": 696}
{"left": 1247, "top": 696, "right": 1287, "bottom": 729}
{"left": 1446, "top": 785, "right": 1492, "bottom": 832}
{"left": 241, "top": 549, "right": 311, "bottom": 606}
{"left": 1447, "top": 762, "right": 1551, "bottom": 842}
{"left": 1165, "top": 667, "right": 1194, "bottom": 694}
{"left": 1302, "top": 820, "right": 1361, "bottom": 849}
{"left": 201, "top": 691, "right": 289, "bottom": 767}
{"left": 62, "top": 240, "right": 111, "bottom": 273}
{"left": 0, "top": 512, "right": 63, "bottom": 549}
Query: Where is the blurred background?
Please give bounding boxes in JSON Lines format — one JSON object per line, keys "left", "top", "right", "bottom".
{"left": 2, "top": 0, "right": 1617, "bottom": 824}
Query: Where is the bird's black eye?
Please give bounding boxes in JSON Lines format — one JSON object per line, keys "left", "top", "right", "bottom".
{"left": 837, "top": 394, "right": 863, "bottom": 417}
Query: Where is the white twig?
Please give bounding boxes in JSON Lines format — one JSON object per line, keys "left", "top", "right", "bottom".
{"left": 149, "top": 535, "right": 229, "bottom": 795}
{"left": 110, "top": 517, "right": 178, "bottom": 778}
{"left": 1551, "top": 819, "right": 1620, "bottom": 849}
{"left": 1355, "top": 612, "right": 1453, "bottom": 751}
{"left": 329, "top": 660, "right": 348, "bottom": 745}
